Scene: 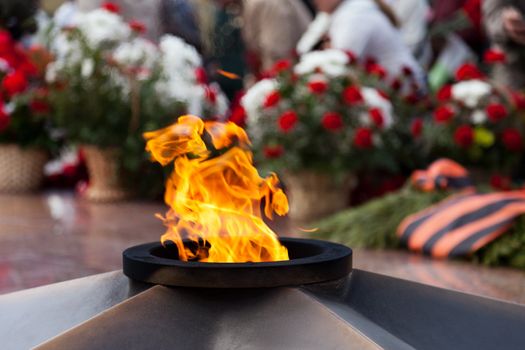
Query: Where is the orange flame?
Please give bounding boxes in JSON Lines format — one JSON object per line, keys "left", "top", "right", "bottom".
{"left": 144, "top": 115, "right": 290, "bottom": 263}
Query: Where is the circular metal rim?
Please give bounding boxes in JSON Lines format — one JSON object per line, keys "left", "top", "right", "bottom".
{"left": 123, "top": 238, "right": 352, "bottom": 288}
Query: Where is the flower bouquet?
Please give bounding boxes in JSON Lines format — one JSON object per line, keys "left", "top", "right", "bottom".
{"left": 0, "top": 30, "right": 53, "bottom": 192}
{"left": 422, "top": 62, "right": 525, "bottom": 187}
{"left": 45, "top": 2, "right": 228, "bottom": 200}
{"left": 241, "top": 49, "right": 396, "bottom": 221}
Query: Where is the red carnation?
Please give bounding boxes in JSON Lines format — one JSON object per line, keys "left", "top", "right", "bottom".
{"left": 2, "top": 70, "right": 28, "bottom": 96}
{"left": 278, "top": 110, "right": 298, "bottom": 133}
{"left": 434, "top": 105, "right": 454, "bottom": 123}
{"left": 390, "top": 79, "right": 402, "bottom": 91}
{"left": 486, "top": 103, "right": 507, "bottom": 122}
{"left": 367, "top": 63, "right": 387, "bottom": 79}
{"left": 194, "top": 67, "right": 208, "bottom": 84}
{"left": 0, "top": 105, "right": 9, "bottom": 132}
{"left": 204, "top": 86, "right": 217, "bottom": 104}
{"left": 455, "top": 63, "right": 484, "bottom": 81}
{"left": 402, "top": 65, "right": 413, "bottom": 76}
{"left": 490, "top": 174, "right": 511, "bottom": 191}
{"left": 437, "top": 85, "right": 452, "bottom": 101}
{"left": 345, "top": 50, "right": 357, "bottom": 63}
{"left": 0, "top": 30, "right": 13, "bottom": 54}
{"left": 30, "top": 99, "right": 51, "bottom": 115}
{"left": 502, "top": 128, "right": 523, "bottom": 152}
{"left": 354, "top": 127, "right": 373, "bottom": 149}
{"left": 321, "top": 112, "right": 344, "bottom": 131}
{"left": 369, "top": 108, "right": 384, "bottom": 128}
{"left": 229, "top": 105, "right": 246, "bottom": 127}
{"left": 263, "top": 145, "right": 284, "bottom": 158}
{"left": 129, "top": 20, "right": 146, "bottom": 34}
{"left": 484, "top": 49, "right": 506, "bottom": 64}
{"left": 511, "top": 91, "right": 525, "bottom": 111}
{"left": 272, "top": 59, "right": 291, "bottom": 74}
{"left": 454, "top": 125, "right": 474, "bottom": 148}
{"left": 411, "top": 118, "right": 423, "bottom": 138}
{"left": 308, "top": 80, "right": 328, "bottom": 94}
{"left": 342, "top": 85, "right": 363, "bottom": 105}
{"left": 102, "top": 2, "right": 120, "bottom": 13}
{"left": 263, "top": 90, "right": 280, "bottom": 109}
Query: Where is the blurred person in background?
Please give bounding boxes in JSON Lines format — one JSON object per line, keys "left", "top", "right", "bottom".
{"left": 242, "top": 0, "right": 313, "bottom": 76}
{"left": 313, "top": 0, "right": 425, "bottom": 88}
{"left": 386, "top": 0, "right": 431, "bottom": 66}
{"left": 483, "top": 0, "right": 525, "bottom": 90}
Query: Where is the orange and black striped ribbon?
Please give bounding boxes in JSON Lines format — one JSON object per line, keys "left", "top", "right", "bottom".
{"left": 397, "top": 191, "right": 525, "bottom": 257}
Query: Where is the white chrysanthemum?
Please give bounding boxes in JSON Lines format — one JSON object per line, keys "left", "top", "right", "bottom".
{"left": 74, "top": 8, "right": 131, "bottom": 48}
{"left": 361, "top": 87, "right": 394, "bottom": 128}
{"left": 159, "top": 35, "right": 201, "bottom": 81}
{"left": 52, "top": 32, "right": 82, "bottom": 63}
{"left": 471, "top": 109, "right": 487, "bottom": 124}
{"left": 241, "top": 78, "right": 278, "bottom": 124}
{"left": 295, "top": 49, "right": 349, "bottom": 77}
{"left": 81, "top": 58, "right": 94, "bottom": 78}
{"left": 113, "top": 38, "right": 158, "bottom": 71}
{"left": 451, "top": 80, "right": 492, "bottom": 109}
{"left": 296, "top": 12, "right": 332, "bottom": 55}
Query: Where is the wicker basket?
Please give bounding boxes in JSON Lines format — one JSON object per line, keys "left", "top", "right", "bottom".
{"left": 282, "top": 171, "right": 355, "bottom": 224}
{"left": 83, "top": 146, "right": 129, "bottom": 202}
{"left": 0, "top": 144, "right": 47, "bottom": 193}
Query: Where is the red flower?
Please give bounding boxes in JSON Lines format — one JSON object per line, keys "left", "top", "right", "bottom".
{"left": 502, "top": 128, "right": 523, "bottom": 152}
{"left": 204, "top": 86, "right": 217, "bottom": 104}
{"left": 2, "top": 70, "right": 28, "bottom": 96}
{"left": 437, "top": 84, "right": 452, "bottom": 101}
{"left": 102, "top": 2, "right": 120, "bottom": 13}
{"left": 0, "top": 105, "right": 9, "bottom": 132}
{"left": 484, "top": 49, "right": 506, "bottom": 64}
{"left": 367, "top": 63, "right": 387, "bottom": 79}
{"left": 377, "top": 89, "right": 389, "bottom": 100}
{"left": 390, "top": 79, "right": 402, "bottom": 91}
{"left": 129, "top": 20, "right": 146, "bottom": 34}
{"left": 354, "top": 127, "right": 373, "bottom": 149}
{"left": 454, "top": 125, "right": 474, "bottom": 148}
{"left": 511, "top": 91, "right": 525, "bottom": 110}
{"left": 342, "top": 85, "right": 363, "bottom": 105}
{"left": 30, "top": 99, "right": 51, "bottom": 115}
{"left": 229, "top": 105, "right": 246, "bottom": 127}
{"left": 411, "top": 118, "right": 423, "bottom": 138}
{"left": 272, "top": 59, "right": 291, "bottom": 74}
{"left": 433, "top": 105, "right": 454, "bottom": 123}
{"left": 194, "top": 67, "right": 208, "bottom": 84}
{"left": 402, "top": 65, "right": 413, "bottom": 76}
{"left": 345, "top": 50, "right": 357, "bottom": 63}
{"left": 0, "top": 30, "right": 13, "bottom": 54}
{"left": 455, "top": 63, "right": 484, "bottom": 81}
{"left": 263, "top": 90, "right": 280, "bottom": 109}
{"left": 321, "top": 112, "right": 344, "bottom": 131}
{"left": 404, "top": 92, "right": 419, "bottom": 104}
{"left": 486, "top": 103, "right": 508, "bottom": 122}
{"left": 490, "top": 174, "right": 511, "bottom": 191}
{"left": 308, "top": 80, "right": 328, "bottom": 94}
{"left": 462, "top": 0, "right": 482, "bottom": 31}
{"left": 369, "top": 108, "right": 384, "bottom": 128}
{"left": 278, "top": 110, "right": 298, "bottom": 133}
{"left": 263, "top": 145, "right": 284, "bottom": 158}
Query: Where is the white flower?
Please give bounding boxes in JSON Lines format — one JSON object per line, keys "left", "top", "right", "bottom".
{"left": 361, "top": 87, "right": 394, "bottom": 128}
{"left": 241, "top": 79, "right": 278, "bottom": 123}
{"left": 81, "top": 58, "right": 94, "bottom": 78}
{"left": 159, "top": 34, "right": 201, "bottom": 82}
{"left": 451, "top": 80, "right": 492, "bottom": 109}
{"left": 295, "top": 49, "right": 349, "bottom": 77}
{"left": 73, "top": 9, "right": 130, "bottom": 48}
{"left": 113, "top": 38, "right": 158, "bottom": 72}
{"left": 296, "top": 12, "right": 332, "bottom": 55}
{"left": 471, "top": 109, "right": 487, "bottom": 124}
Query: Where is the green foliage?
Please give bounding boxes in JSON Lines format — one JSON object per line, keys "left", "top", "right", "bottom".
{"left": 313, "top": 186, "right": 525, "bottom": 269}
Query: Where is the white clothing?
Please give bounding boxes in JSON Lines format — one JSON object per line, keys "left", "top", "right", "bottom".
{"left": 330, "top": 0, "right": 425, "bottom": 85}
{"left": 387, "top": 0, "right": 429, "bottom": 54}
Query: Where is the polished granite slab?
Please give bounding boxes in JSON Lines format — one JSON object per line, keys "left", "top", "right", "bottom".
{"left": 0, "top": 191, "right": 524, "bottom": 304}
